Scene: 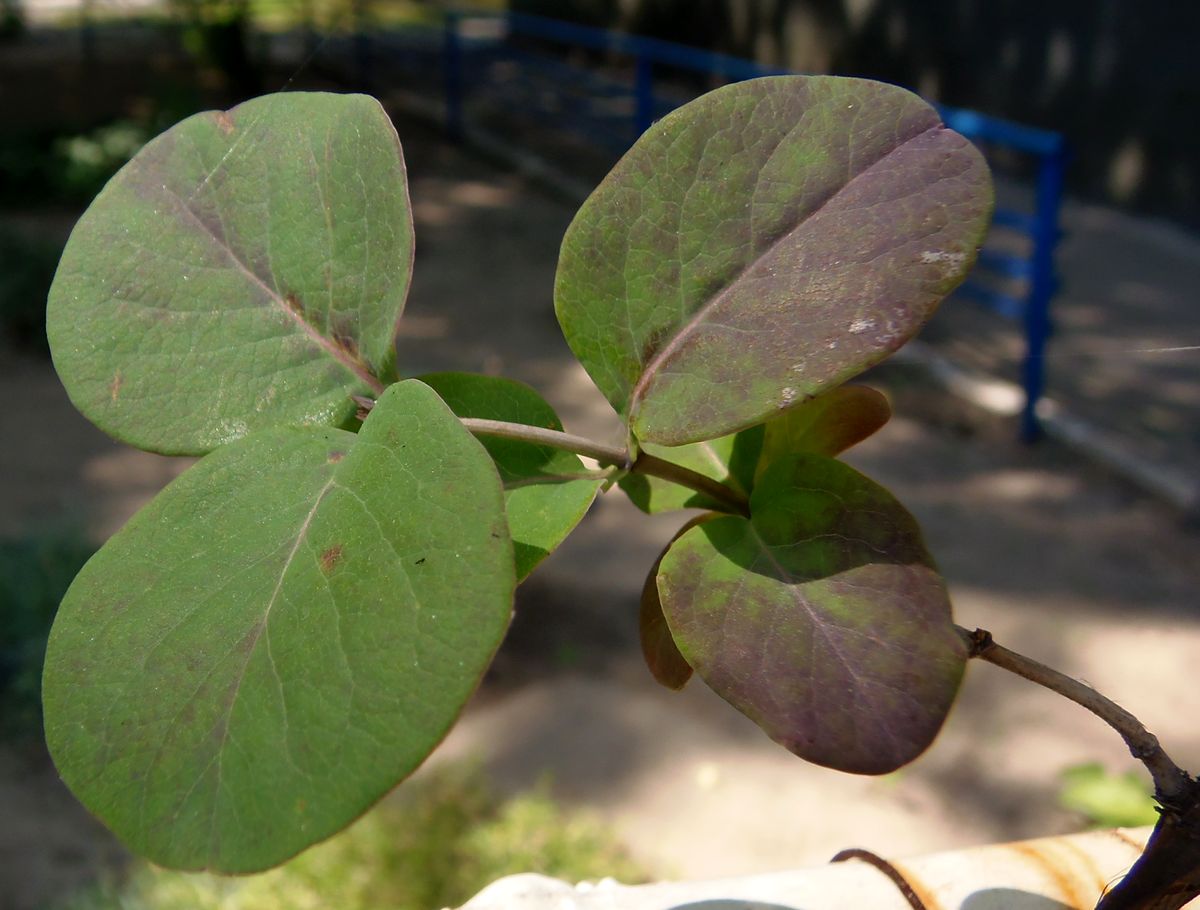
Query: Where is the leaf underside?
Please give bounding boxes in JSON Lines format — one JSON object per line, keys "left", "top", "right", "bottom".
{"left": 657, "top": 454, "right": 966, "bottom": 774}
{"left": 555, "top": 75, "right": 993, "bottom": 446}
{"left": 47, "top": 92, "right": 414, "bottom": 455}
{"left": 42, "top": 381, "right": 514, "bottom": 872}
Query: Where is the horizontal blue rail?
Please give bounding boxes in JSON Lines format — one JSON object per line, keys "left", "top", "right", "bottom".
{"left": 499, "top": 11, "right": 789, "bottom": 82}
{"left": 936, "top": 105, "right": 1066, "bottom": 158}
{"left": 440, "top": 9, "right": 1067, "bottom": 441}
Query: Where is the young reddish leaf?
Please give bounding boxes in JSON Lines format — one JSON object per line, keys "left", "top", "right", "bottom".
{"left": 657, "top": 454, "right": 966, "bottom": 774}
{"left": 640, "top": 516, "right": 719, "bottom": 690}
{"left": 555, "top": 76, "right": 992, "bottom": 446}
{"left": 640, "top": 560, "right": 694, "bottom": 691}
{"left": 754, "top": 385, "right": 891, "bottom": 483}
{"left": 42, "top": 381, "right": 514, "bottom": 872}
{"left": 418, "top": 372, "right": 601, "bottom": 581}
{"left": 47, "top": 92, "right": 414, "bottom": 455}
{"left": 619, "top": 427, "right": 763, "bottom": 514}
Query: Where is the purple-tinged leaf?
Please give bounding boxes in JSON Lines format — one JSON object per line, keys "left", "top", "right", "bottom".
{"left": 754, "top": 385, "right": 891, "bottom": 483}
{"left": 657, "top": 454, "right": 966, "bottom": 774}
{"left": 47, "top": 93, "right": 414, "bottom": 455}
{"left": 640, "top": 516, "right": 718, "bottom": 690}
{"left": 555, "top": 76, "right": 993, "bottom": 446}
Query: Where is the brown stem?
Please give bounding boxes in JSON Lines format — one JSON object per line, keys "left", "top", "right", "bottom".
{"left": 960, "top": 626, "right": 1191, "bottom": 803}
{"left": 357, "top": 396, "right": 749, "bottom": 512}
{"left": 449, "top": 414, "right": 749, "bottom": 515}
{"left": 631, "top": 452, "right": 750, "bottom": 516}
{"left": 458, "top": 420, "right": 749, "bottom": 514}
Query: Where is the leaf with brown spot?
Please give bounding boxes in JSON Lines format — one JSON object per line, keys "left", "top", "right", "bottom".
{"left": 48, "top": 93, "right": 415, "bottom": 455}
{"left": 319, "top": 544, "right": 343, "bottom": 574}
{"left": 42, "top": 380, "right": 515, "bottom": 872}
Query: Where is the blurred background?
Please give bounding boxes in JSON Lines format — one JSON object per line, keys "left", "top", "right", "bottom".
{"left": 1, "top": 2, "right": 1198, "bottom": 909}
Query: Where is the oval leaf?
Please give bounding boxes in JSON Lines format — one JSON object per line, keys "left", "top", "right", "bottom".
{"left": 619, "top": 426, "right": 762, "bottom": 514}
{"left": 48, "top": 92, "right": 414, "bottom": 455}
{"left": 656, "top": 454, "right": 965, "bottom": 774}
{"left": 418, "top": 372, "right": 601, "bottom": 580}
{"left": 754, "top": 385, "right": 891, "bottom": 483}
{"left": 42, "top": 380, "right": 514, "bottom": 872}
{"left": 555, "top": 75, "right": 993, "bottom": 446}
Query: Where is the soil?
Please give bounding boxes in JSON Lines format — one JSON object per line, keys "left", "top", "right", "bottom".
{"left": 3, "top": 64, "right": 1200, "bottom": 910}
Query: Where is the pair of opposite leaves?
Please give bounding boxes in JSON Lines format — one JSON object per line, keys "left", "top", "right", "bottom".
{"left": 43, "top": 77, "right": 992, "bottom": 872}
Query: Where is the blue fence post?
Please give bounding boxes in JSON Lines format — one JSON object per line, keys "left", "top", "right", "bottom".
{"left": 444, "top": 11, "right": 464, "bottom": 141}
{"left": 634, "top": 55, "right": 655, "bottom": 136}
{"left": 1020, "top": 144, "right": 1067, "bottom": 442}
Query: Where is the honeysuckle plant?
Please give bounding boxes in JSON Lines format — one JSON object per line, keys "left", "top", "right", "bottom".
{"left": 42, "top": 77, "right": 1199, "bottom": 908}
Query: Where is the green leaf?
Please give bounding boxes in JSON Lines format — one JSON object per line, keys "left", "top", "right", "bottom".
{"left": 754, "top": 385, "right": 890, "bottom": 482}
{"left": 619, "top": 427, "right": 762, "bottom": 514}
{"left": 47, "top": 92, "right": 414, "bottom": 455}
{"left": 656, "top": 454, "right": 965, "bottom": 774}
{"left": 1059, "top": 763, "right": 1160, "bottom": 829}
{"left": 42, "top": 380, "right": 514, "bottom": 872}
{"left": 555, "top": 75, "right": 993, "bottom": 446}
{"left": 418, "top": 372, "right": 601, "bottom": 581}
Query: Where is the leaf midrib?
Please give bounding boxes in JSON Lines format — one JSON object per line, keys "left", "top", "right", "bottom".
{"left": 627, "top": 120, "right": 943, "bottom": 421}
{"left": 204, "top": 474, "right": 337, "bottom": 866}
{"left": 161, "top": 184, "right": 383, "bottom": 394}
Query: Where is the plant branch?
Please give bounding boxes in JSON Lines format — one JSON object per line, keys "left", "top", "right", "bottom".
{"left": 460, "top": 418, "right": 750, "bottom": 516}
{"left": 356, "top": 397, "right": 751, "bottom": 515}
{"left": 460, "top": 417, "right": 630, "bottom": 465}
{"left": 632, "top": 451, "right": 750, "bottom": 516}
{"left": 960, "top": 626, "right": 1192, "bottom": 803}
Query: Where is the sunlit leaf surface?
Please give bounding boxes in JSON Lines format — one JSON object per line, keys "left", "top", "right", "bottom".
{"left": 556, "top": 76, "right": 992, "bottom": 445}
{"left": 43, "top": 381, "right": 514, "bottom": 872}
{"left": 657, "top": 454, "right": 965, "bottom": 774}
{"left": 48, "top": 92, "right": 414, "bottom": 454}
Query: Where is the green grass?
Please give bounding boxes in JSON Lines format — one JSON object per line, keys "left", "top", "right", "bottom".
{"left": 59, "top": 764, "right": 648, "bottom": 910}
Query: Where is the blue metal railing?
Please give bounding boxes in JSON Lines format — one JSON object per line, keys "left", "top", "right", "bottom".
{"left": 441, "top": 10, "right": 1068, "bottom": 441}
